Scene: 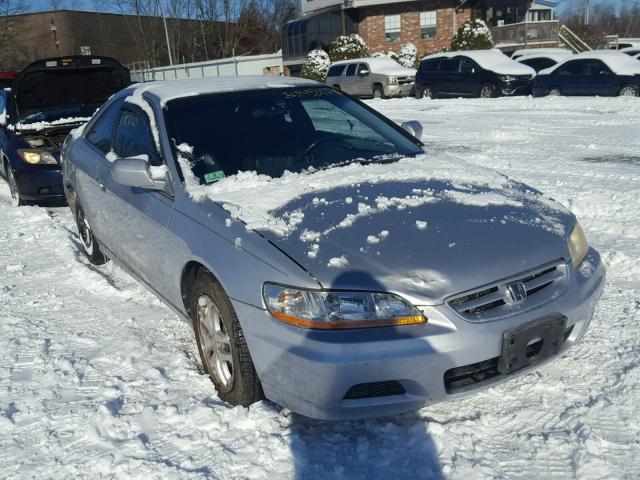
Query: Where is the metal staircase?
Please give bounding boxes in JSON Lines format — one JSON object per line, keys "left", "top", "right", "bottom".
{"left": 558, "top": 25, "right": 592, "bottom": 53}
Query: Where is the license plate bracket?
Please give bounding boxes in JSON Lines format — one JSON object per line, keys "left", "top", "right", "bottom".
{"left": 498, "top": 315, "right": 567, "bottom": 375}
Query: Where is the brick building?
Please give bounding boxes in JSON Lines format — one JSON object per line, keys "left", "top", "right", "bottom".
{"left": 282, "top": 0, "right": 557, "bottom": 74}
{"left": 0, "top": 9, "right": 222, "bottom": 71}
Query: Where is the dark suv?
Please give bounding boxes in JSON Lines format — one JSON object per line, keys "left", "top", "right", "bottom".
{"left": 414, "top": 50, "right": 536, "bottom": 99}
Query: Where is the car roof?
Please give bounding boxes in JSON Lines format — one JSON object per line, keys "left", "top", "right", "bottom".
{"left": 330, "top": 57, "right": 416, "bottom": 74}
{"left": 541, "top": 50, "right": 640, "bottom": 75}
{"left": 516, "top": 52, "right": 573, "bottom": 63}
{"left": 122, "top": 76, "right": 320, "bottom": 105}
{"left": 421, "top": 49, "right": 535, "bottom": 76}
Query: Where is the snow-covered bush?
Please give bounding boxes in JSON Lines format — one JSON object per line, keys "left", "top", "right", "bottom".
{"left": 301, "top": 49, "right": 331, "bottom": 82}
{"left": 451, "top": 19, "right": 493, "bottom": 50}
{"left": 372, "top": 50, "right": 399, "bottom": 62}
{"left": 398, "top": 43, "right": 417, "bottom": 68}
{"left": 328, "top": 34, "right": 369, "bottom": 62}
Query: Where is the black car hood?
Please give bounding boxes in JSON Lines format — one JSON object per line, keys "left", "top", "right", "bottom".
{"left": 12, "top": 56, "right": 130, "bottom": 119}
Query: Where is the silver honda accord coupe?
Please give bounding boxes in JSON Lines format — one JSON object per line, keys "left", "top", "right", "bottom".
{"left": 62, "top": 76, "right": 605, "bottom": 420}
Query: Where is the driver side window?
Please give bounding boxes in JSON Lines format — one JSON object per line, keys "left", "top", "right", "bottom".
{"left": 112, "top": 107, "right": 162, "bottom": 166}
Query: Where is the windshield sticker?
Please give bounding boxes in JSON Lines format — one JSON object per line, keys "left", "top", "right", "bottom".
{"left": 204, "top": 170, "right": 225, "bottom": 184}
{"left": 282, "top": 89, "right": 338, "bottom": 99}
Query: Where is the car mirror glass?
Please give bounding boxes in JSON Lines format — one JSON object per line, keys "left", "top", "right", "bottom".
{"left": 111, "top": 157, "right": 171, "bottom": 194}
{"left": 400, "top": 120, "right": 423, "bottom": 140}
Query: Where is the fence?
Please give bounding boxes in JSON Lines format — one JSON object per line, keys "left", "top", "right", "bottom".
{"left": 129, "top": 52, "right": 284, "bottom": 82}
{"left": 491, "top": 20, "right": 560, "bottom": 48}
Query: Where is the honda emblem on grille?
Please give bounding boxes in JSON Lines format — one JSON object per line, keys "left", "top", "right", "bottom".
{"left": 502, "top": 281, "right": 527, "bottom": 305}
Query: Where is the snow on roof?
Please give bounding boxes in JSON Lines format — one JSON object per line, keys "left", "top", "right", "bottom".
{"left": 126, "top": 76, "right": 320, "bottom": 106}
{"left": 621, "top": 46, "right": 640, "bottom": 53}
{"left": 332, "top": 57, "right": 416, "bottom": 75}
{"left": 422, "top": 49, "right": 536, "bottom": 76}
{"left": 516, "top": 51, "right": 573, "bottom": 63}
{"left": 512, "top": 48, "right": 571, "bottom": 58}
{"left": 545, "top": 50, "right": 640, "bottom": 75}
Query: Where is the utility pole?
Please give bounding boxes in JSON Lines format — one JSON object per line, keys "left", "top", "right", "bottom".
{"left": 50, "top": 19, "right": 60, "bottom": 55}
{"left": 584, "top": 0, "right": 590, "bottom": 25}
{"left": 160, "top": 5, "right": 174, "bottom": 66}
{"left": 200, "top": 20, "right": 209, "bottom": 61}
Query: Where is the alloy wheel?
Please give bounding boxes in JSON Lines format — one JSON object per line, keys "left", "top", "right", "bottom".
{"left": 548, "top": 88, "right": 562, "bottom": 96}
{"left": 7, "top": 167, "right": 20, "bottom": 207}
{"left": 480, "top": 85, "right": 493, "bottom": 98}
{"left": 422, "top": 86, "right": 433, "bottom": 99}
{"left": 76, "top": 207, "right": 94, "bottom": 255}
{"left": 619, "top": 86, "right": 638, "bottom": 97}
{"left": 197, "top": 294, "right": 234, "bottom": 392}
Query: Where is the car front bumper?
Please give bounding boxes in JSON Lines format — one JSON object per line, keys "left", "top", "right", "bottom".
{"left": 236, "top": 249, "right": 605, "bottom": 420}
{"left": 497, "top": 80, "right": 532, "bottom": 96}
{"left": 387, "top": 83, "right": 414, "bottom": 97}
{"left": 12, "top": 165, "right": 65, "bottom": 201}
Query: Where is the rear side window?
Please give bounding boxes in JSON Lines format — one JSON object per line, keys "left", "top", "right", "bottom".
{"left": 520, "top": 57, "right": 556, "bottom": 72}
{"left": 112, "top": 108, "right": 161, "bottom": 166}
{"left": 345, "top": 64, "right": 357, "bottom": 76}
{"left": 584, "top": 60, "right": 612, "bottom": 76}
{"left": 460, "top": 58, "right": 475, "bottom": 74}
{"left": 420, "top": 59, "right": 440, "bottom": 72}
{"left": 557, "top": 60, "right": 587, "bottom": 76}
{"left": 86, "top": 98, "right": 124, "bottom": 154}
{"left": 327, "top": 65, "right": 346, "bottom": 77}
{"left": 439, "top": 59, "right": 460, "bottom": 72}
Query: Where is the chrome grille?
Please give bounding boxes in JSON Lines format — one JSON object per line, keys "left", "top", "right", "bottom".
{"left": 398, "top": 76, "right": 414, "bottom": 85}
{"left": 447, "top": 260, "right": 568, "bottom": 322}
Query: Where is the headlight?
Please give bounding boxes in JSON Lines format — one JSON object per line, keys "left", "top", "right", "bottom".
{"left": 262, "top": 283, "right": 426, "bottom": 329}
{"left": 568, "top": 222, "right": 589, "bottom": 269}
{"left": 499, "top": 75, "right": 518, "bottom": 82}
{"left": 18, "top": 149, "right": 57, "bottom": 165}
{"left": 388, "top": 77, "right": 398, "bottom": 85}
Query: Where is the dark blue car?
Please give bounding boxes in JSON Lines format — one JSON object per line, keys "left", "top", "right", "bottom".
{"left": 532, "top": 51, "right": 640, "bottom": 97}
{"left": 0, "top": 56, "right": 130, "bottom": 205}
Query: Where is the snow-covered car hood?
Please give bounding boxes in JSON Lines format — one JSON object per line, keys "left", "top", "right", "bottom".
{"left": 184, "top": 155, "right": 575, "bottom": 305}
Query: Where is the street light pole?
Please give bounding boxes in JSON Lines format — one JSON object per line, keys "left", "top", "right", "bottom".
{"left": 160, "top": 4, "right": 174, "bottom": 66}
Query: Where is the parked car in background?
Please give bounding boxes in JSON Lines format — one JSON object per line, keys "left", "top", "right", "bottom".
{"left": 532, "top": 51, "right": 640, "bottom": 97}
{"left": 511, "top": 48, "right": 571, "bottom": 61}
{"left": 325, "top": 57, "right": 415, "bottom": 98}
{"left": 63, "top": 76, "right": 604, "bottom": 420}
{"left": 415, "top": 50, "right": 536, "bottom": 99}
{"left": 516, "top": 51, "right": 573, "bottom": 73}
{"left": 620, "top": 46, "right": 640, "bottom": 57}
{"left": 0, "top": 56, "right": 130, "bottom": 205}
{"left": 0, "top": 71, "right": 17, "bottom": 90}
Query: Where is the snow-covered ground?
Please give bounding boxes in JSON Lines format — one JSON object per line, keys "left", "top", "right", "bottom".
{"left": 1, "top": 96, "right": 639, "bottom": 479}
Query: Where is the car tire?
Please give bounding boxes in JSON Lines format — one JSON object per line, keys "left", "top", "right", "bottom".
{"left": 479, "top": 84, "right": 494, "bottom": 98}
{"left": 421, "top": 85, "right": 433, "bottom": 99}
{"left": 75, "top": 201, "right": 108, "bottom": 265}
{"left": 618, "top": 85, "right": 638, "bottom": 97}
{"left": 372, "top": 84, "right": 386, "bottom": 99}
{"left": 548, "top": 87, "right": 562, "bottom": 96}
{"left": 189, "top": 270, "right": 263, "bottom": 407}
{"left": 5, "top": 164, "right": 24, "bottom": 206}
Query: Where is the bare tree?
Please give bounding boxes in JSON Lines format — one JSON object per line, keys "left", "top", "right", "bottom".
{"left": 0, "top": 0, "right": 27, "bottom": 69}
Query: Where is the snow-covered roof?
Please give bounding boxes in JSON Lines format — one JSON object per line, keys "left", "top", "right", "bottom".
{"left": 422, "top": 49, "right": 536, "bottom": 76}
{"left": 512, "top": 48, "right": 571, "bottom": 58}
{"left": 621, "top": 46, "right": 640, "bottom": 53}
{"left": 516, "top": 51, "right": 573, "bottom": 64}
{"left": 542, "top": 50, "right": 640, "bottom": 76}
{"left": 125, "top": 76, "right": 320, "bottom": 105}
{"left": 331, "top": 57, "right": 416, "bottom": 75}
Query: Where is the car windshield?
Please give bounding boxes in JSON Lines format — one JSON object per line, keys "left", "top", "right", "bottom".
{"left": 164, "top": 87, "right": 423, "bottom": 182}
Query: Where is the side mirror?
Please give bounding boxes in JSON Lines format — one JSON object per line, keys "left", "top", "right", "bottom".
{"left": 111, "top": 157, "right": 172, "bottom": 194}
{"left": 401, "top": 120, "right": 423, "bottom": 140}
{"left": 358, "top": 69, "right": 370, "bottom": 76}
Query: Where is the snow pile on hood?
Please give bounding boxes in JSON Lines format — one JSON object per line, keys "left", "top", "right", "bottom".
{"left": 423, "top": 49, "right": 536, "bottom": 76}
{"left": 9, "top": 116, "right": 92, "bottom": 132}
{"left": 179, "top": 151, "right": 567, "bottom": 238}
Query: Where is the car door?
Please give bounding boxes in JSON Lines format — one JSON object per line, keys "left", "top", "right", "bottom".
{"left": 103, "top": 104, "right": 175, "bottom": 294}
{"left": 459, "top": 57, "right": 481, "bottom": 96}
{"left": 436, "top": 58, "right": 461, "bottom": 96}
{"left": 73, "top": 97, "right": 125, "bottom": 240}
{"left": 342, "top": 63, "right": 358, "bottom": 95}
{"left": 582, "top": 60, "right": 617, "bottom": 96}
{"left": 355, "top": 63, "right": 371, "bottom": 96}
{"left": 553, "top": 59, "right": 587, "bottom": 95}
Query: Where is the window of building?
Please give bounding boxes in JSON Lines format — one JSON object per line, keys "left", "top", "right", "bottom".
{"left": 527, "top": 9, "right": 552, "bottom": 22}
{"left": 420, "top": 11, "right": 437, "bottom": 39}
{"left": 385, "top": 15, "right": 401, "bottom": 42}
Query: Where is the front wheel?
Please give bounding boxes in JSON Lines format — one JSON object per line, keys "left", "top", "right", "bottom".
{"left": 372, "top": 84, "right": 385, "bottom": 99}
{"left": 619, "top": 85, "right": 638, "bottom": 97}
{"left": 548, "top": 87, "right": 562, "bottom": 96}
{"left": 75, "top": 202, "right": 108, "bottom": 265}
{"left": 190, "top": 270, "right": 263, "bottom": 407}
{"left": 479, "top": 84, "right": 494, "bottom": 98}
{"left": 6, "top": 165, "right": 24, "bottom": 206}
{"left": 420, "top": 85, "right": 433, "bottom": 99}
